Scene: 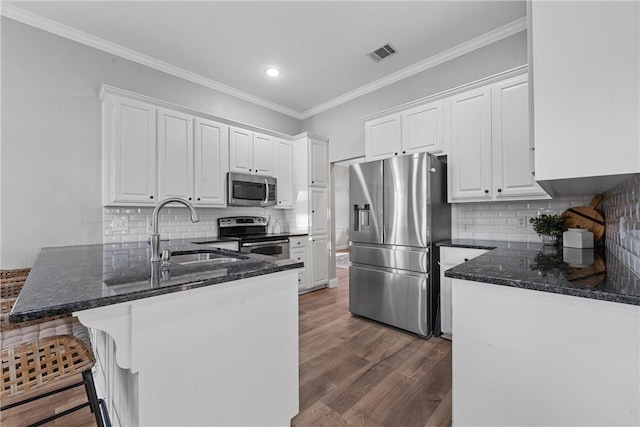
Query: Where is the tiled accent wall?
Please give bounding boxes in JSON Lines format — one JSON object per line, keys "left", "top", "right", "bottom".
{"left": 453, "top": 195, "right": 595, "bottom": 243}
{"left": 103, "top": 206, "right": 292, "bottom": 243}
{"left": 602, "top": 174, "right": 640, "bottom": 276}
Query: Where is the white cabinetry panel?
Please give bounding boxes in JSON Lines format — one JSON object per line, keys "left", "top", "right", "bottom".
{"left": 194, "top": 118, "right": 228, "bottom": 207}
{"left": 275, "top": 139, "right": 294, "bottom": 208}
{"left": 157, "top": 109, "right": 193, "bottom": 201}
{"left": 229, "top": 126, "right": 253, "bottom": 174}
{"left": 310, "top": 188, "right": 328, "bottom": 235}
{"left": 365, "top": 114, "right": 402, "bottom": 161}
{"left": 401, "top": 100, "right": 444, "bottom": 155}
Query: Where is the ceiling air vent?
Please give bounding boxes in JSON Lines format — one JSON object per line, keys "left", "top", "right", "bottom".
{"left": 368, "top": 44, "right": 397, "bottom": 62}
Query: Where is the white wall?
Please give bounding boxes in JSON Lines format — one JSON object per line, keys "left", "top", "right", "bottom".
{"left": 333, "top": 165, "right": 350, "bottom": 249}
{"left": 1, "top": 18, "right": 301, "bottom": 268}
{"left": 302, "top": 31, "right": 528, "bottom": 163}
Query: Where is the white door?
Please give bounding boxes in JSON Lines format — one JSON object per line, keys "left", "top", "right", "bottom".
{"left": 157, "top": 109, "right": 194, "bottom": 201}
{"left": 401, "top": 100, "right": 443, "bottom": 155}
{"left": 253, "top": 132, "right": 274, "bottom": 176}
{"left": 310, "top": 188, "right": 328, "bottom": 235}
{"left": 107, "top": 96, "right": 157, "bottom": 205}
{"left": 229, "top": 126, "right": 253, "bottom": 174}
{"left": 275, "top": 139, "right": 294, "bottom": 208}
{"left": 309, "top": 138, "right": 328, "bottom": 187}
{"left": 491, "top": 75, "right": 549, "bottom": 200}
{"left": 194, "top": 118, "right": 229, "bottom": 207}
{"left": 311, "top": 235, "right": 329, "bottom": 287}
{"left": 365, "top": 114, "right": 401, "bottom": 161}
{"left": 448, "top": 87, "right": 492, "bottom": 202}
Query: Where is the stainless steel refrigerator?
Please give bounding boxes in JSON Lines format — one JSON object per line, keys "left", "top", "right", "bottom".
{"left": 349, "top": 152, "right": 450, "bottom": 338}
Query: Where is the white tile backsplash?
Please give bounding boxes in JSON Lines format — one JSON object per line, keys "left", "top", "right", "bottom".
{"left": 602, "top": 174, "right": 640, "bottom": 275}
{"left": 453, "top": 195, "right": 595, "bottom": 243}
{"left": 103, "top": 206, "right": 294, "bottom": 243}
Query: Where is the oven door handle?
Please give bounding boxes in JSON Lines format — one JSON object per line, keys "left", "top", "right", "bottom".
{"left": 264, "top": 178, "right": 269, "bottom": 203}
{"left": 242, "top": 240, "right": 289, "bottom": 247}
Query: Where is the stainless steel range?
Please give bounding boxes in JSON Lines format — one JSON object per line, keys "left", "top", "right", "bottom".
{"left": 218, "top": 216, "right": 290, "bottom": 260}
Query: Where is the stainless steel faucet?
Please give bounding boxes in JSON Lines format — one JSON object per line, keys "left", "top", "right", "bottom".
{"left": 150, "top": 197, "right": 200, "bottom": 262}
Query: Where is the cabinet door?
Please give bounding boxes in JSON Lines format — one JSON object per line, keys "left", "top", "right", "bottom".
{"left": 311, "top": 235, "right": 329, "bottom": 287}
{"left": 253, "top": 132, "right": 274, "bottom": 176}
{"left": 229, "top": 126, "right": 253, "bottom": 174}
{"left": 309, "top": 138, "right": 328, "bottom": 187}
{"left": 448, "top": 87, "right": 492, "bottom": 202}
{"left": 275, "top": 139, "right": 294, "bottom": 208}
{"left": 105, "top": 96, "right": 157, "bottom": 205}
{"left": 491, "top": 76, "right": 549, "bottom": 200}
{"left": 401, "top": 100, "right": 444, "bottom": 155}
{"left": 158, "top": 109, "right": 194, "bottom": 201}
{"left": 365, "top": 114, "right": 401, "bottom": 161}
{"left": 194, "top": 118, "right": 229, "bottom": 207}
{"left": 310, "top": 188, "right": 328, "bottom": 235}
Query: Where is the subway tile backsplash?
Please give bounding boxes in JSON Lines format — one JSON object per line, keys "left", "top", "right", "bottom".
{"left": 453, "top": 195, "right": 595, "bottom": 243}
{"left": 103, "top": 206, "right": 294, "bottom": 243}
{"left": 602, "top": 174, "right": 640, "bottom": 276}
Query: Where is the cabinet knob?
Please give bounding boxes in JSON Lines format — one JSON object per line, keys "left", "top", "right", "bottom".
{"left": 484, "top": 190, "right": 489, "bottom": 194}
{"left": 402, "top": 151, "right": 406, "bottom": 154}
{"left": 249, "top": 169, "right": 252, "bottom": 172}
{"left": 197, "top": 197, "right": 201, "bottom": 201}
{"left": 464, "top": 258, "right": 469, "bottom": 262}
{"left": 312, "top": 210, "right": 315, "bottom": 213}
{"left": 497, "top": 188, "right": 502, "bottom": 193}
{"left": 279, "top": 201, "right": 282, "bottom": 204}
{"left": 150, "top": 195, "right": 154, "bottom": 199}
{"left": 188, "top": 197, "right": 192, "bottom": 200}
{"left": 395, "top": 152, "right": 398, "bottom": 155}
{"left": 311, "top": 180, "right": 314, "bottom": 184}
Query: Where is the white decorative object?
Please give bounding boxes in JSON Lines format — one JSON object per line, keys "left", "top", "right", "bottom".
{"left": 563, "top": 228, "right": 594, "bottom": 248}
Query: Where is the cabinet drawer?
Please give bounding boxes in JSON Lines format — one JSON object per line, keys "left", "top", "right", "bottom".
{"left": 288, "top": 236, "right": 307, "bottom": 248}
{"left": 440, "top": 247, "right": 489, "bottom": 265}
{"left": 290, "top": 247, "right": 306, "bottom": 264}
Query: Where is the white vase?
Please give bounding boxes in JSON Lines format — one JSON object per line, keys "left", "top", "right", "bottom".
{"left": 541, "top": 234, "right": 558, "bottom": 245}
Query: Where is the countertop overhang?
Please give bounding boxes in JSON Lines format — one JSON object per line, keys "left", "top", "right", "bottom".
{"left": 10, "top": 239, "right": 303, "bottom": 322}
{"left": 440, "top": 239, "right": 640, "bottom": 306}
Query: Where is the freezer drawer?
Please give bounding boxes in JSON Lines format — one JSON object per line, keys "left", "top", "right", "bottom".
{"left": 349, "top": 264, "right": 431, "bottom": 337}
{"left": 350, "top": 244, "right": 429, "bottom": 273}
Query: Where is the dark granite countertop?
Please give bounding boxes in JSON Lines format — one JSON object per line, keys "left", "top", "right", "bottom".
{"left": 440, "top": 239, "right": 640, "bottom": 306}
{"left": 10, "top": 239, "right": 303, "bottom": 322}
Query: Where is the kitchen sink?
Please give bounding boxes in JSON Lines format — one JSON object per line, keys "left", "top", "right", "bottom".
{"left": 170, "top": 250, "right": 244, "bottom": 266}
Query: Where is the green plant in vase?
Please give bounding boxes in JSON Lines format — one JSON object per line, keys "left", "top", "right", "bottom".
{"left": 529, "top": 214, "right": 567, "bottom": 245}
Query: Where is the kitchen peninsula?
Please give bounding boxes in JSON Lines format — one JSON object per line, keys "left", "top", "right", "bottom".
{"left": 10, "top": 240, "right": 303, "bottom": 426}
{"left": 443, "top": 241, "right": 640, "bottom": 426}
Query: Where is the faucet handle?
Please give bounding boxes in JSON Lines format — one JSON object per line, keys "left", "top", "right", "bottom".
{"left": 161, "top": 249, "right": 171, "bottom": 266}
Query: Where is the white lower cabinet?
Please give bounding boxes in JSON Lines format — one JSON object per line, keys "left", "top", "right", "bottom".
{"left": 310, "top": 235, "right": 329, "bottom": 288}
{"left": 439, "top": 246, "right": 489, "bottom": 339}
{"left": 288, "top": 236, "right": 308, "bottom": 292}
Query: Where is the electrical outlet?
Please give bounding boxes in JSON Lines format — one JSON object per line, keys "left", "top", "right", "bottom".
{"left": 517, "top": 217, "right": 527, "bottom": 228}
{"left": 113, "top": 216, "right": 129, "bottom": 231}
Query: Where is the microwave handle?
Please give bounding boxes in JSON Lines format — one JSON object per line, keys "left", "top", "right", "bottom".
{"left": 264, "top": 178, "right": 269, "bottom": 203}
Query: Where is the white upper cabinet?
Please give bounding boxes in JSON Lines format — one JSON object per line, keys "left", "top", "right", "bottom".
{"left": 448, "top": 87, "right": 493, "bottom": 201}
{"left": 194, "top": 118, "right": 229, "bottom": 207}
{"left": 103, "top": 95, "right": 157, "bottom": 206}
{"left": 448, "top": 75, "right": 550, "bottom": 203}
{"left": 365, "top": 114, "right": 402, "bottom": 161}
{"left": 365, "top": 100, "right": 445, "bottom": 162}
{"left": 491, "top": 75, "right": 548, "bottom": 200}
{"left": 309, "top": 138, "right": 328, "bottom": 187}
{"left": 275, "top": 138, "right": 294, "bottom": 209}
{"left": 401, "top": 100, "right": 444, "bottom": 155}
{"left": 229, "top": 126, "right": 274, "bottom": 176}
{"left": 157, "top": 109, "right": 194, "bottom": 202}
{"left": 530, "top": 1, "right": 640, "bottom": 194}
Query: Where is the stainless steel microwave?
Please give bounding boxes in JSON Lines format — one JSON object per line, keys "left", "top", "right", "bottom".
{"left": 227, "top": 172, "right": 277, "bottom": 207}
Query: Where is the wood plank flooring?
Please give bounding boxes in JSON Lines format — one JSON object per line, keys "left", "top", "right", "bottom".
{"left": 0, "top": 265, "right": 452, "bottom": 427}
{"left": 293, "top": 267, "right": 452, "bottom": 427}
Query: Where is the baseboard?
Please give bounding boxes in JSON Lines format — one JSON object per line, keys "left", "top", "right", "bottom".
{"left": 328, "top": 278, "right": 338, "bottom": 288}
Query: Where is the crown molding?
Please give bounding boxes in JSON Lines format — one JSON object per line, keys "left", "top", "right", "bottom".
{"left": 299, "top": 17, "right": 527, "bottom": 119}
{"left": 1, "top": 3, "right": 304, "bottom": 120}
{"left": 2, "top": 3, "right": 525, "bottom": 122}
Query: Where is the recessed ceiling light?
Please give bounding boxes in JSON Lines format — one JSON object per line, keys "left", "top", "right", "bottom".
{"left": 265, "top": 68, "right": 280, "bottom": 77}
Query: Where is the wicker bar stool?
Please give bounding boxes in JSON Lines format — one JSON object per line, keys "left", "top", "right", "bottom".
{"left": 0, "top": 269, "right": 109, "bottom": 427}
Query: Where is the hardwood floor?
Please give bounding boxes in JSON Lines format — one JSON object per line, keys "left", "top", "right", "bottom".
{"left": 0, "top": 265, "right": 452, "bottom": 427}
{"left": 293, "top": 267, "right": 452, "bottom": 427}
